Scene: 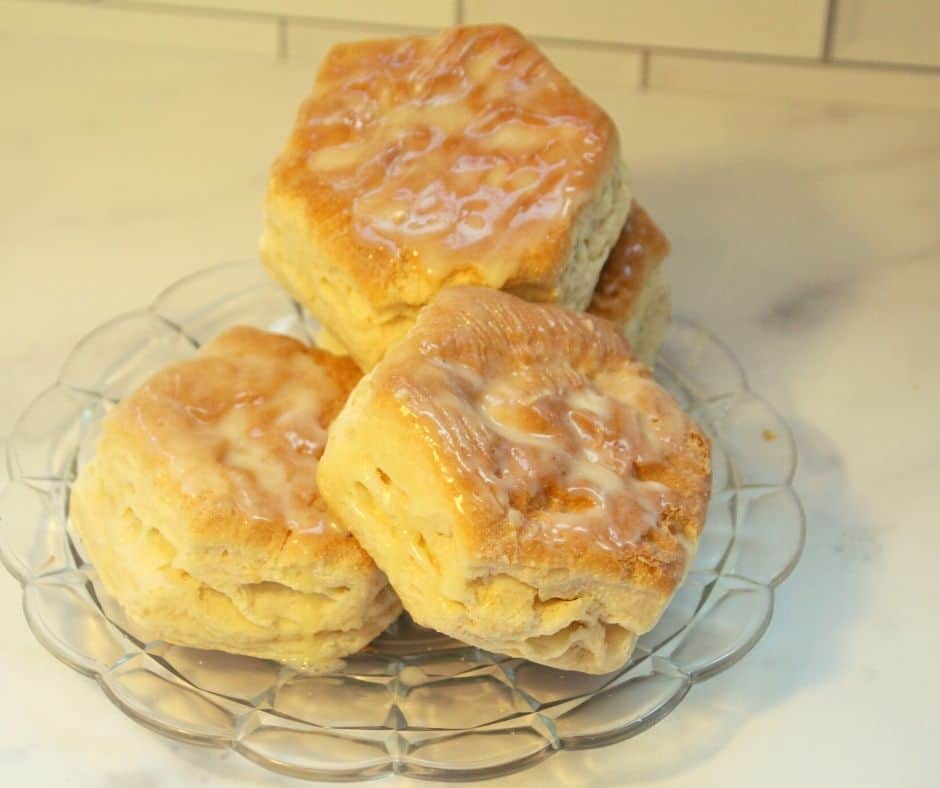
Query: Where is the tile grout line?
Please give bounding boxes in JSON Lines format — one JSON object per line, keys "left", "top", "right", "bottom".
{"left": 92, "top": 0, "right": 439, "bottom": 34}
{"left": 822, "top": 0, "right": 839, "bottom": 61}
{"left": 23, "top": 0, "right": 940, "bottom": 76}
{"left": 823, "top": 56, "right": 940, "bottom": 74}
{"left": 639, "top": 49, "right": 650, "bottom": 91}
{"left": 526, "top": 32, "right": 940, "bottom": 74}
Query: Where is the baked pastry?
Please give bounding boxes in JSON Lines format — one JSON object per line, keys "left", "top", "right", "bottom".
{"left": 71, "top": 326, "right": 400, "bottom": 670}
{"left": 318, "top": 287, "right": 710, "bottom": 674}
{"left": 311, "top": 201, "right": 671, "bottom": 367}
{"left": 589, "top": 201, "right": 672, "bottom": 365}
{"left": 262, "top": 24, "right": 631, "bottom": 370}
{"left": 313, "top": 325, "right": 351, "bottom": 357}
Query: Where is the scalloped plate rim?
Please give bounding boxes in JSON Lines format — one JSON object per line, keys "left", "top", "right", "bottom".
{"left": 0, "top": 261, "right": 805, "bottom": 782}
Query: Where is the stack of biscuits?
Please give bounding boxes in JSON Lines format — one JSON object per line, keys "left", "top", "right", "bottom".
{"left": 72, "top": 25, "right": 709, "bottom": 676}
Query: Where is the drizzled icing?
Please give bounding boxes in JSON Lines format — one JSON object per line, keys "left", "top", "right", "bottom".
{"left": 274, "top": 25, "right": 618, "bottom": 289}
{"left": 112, "top": 327, "right": 357, "bottom": 535}
{"left": 382, "top": 288, "right": 703, "bottom": 555}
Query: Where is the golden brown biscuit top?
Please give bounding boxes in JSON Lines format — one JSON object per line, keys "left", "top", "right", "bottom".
{"left": 269, "top": 25, "right": 619, "bottom": 302}
{"left": 111, "top": 326, "right": 360, "bottom": 535}
{"left": 589, "top": 201, "right": 671, "bottom": 322}
{"left": 374, "top": 287, "right": 709, "bottom": 582}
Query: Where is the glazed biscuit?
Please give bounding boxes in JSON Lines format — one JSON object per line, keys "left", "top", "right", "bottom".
{"left": 71, "top": 326, "right": 401, "bottom": 670}
{"left": 262, "top": 24, "right": 631, "bottom": 369}
{"left": 589, "top": 201, "right": 672, "bottom": 366}
{"left": 318, "top": 287, "right": 710, "bottom": 674}
{"left": 310, "top": 202, "right": 672, "bottom": 366}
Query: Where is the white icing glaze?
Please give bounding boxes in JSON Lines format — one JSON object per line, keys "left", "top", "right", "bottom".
{"left": 117, "top": 329, "right": 349, "bottom": 535}
{"left": 274, "top": 25, "right": 617, "bottom": 286}
{"left": 393, "top": 351, "right": 685, "bottom": 552}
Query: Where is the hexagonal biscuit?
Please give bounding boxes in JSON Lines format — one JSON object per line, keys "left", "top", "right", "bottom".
{"left": 71, "top": 326, "right": 401, "bottom": 670}
{"left": 262, "top": 25, "right": 631, "bottom": 369}
{"left": 318, "top": 287, "right": 710, "bottom": 674}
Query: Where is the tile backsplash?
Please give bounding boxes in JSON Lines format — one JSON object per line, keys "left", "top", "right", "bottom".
{"left": 833, "top": 0, "right": 940, "bottom": 68}
{"left": 1, "top": 1, "right": 279, "bottom": 55}
{"left": 143, "top": 0, "right": 453, "bottom": 28}
{"left": 464, "top": 0, "right": 830, "bottom": 58}
{"left": 2, "top": 0, "right": 939, "bottom": 108}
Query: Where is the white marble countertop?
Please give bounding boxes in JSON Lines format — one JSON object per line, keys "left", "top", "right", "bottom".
{"left": 2, "top": 24, "right": 939, "bottom": 788}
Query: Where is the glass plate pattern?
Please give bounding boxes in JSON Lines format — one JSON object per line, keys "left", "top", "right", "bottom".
{"left": 0, "top": 262, "right": 804, "bottom": 781}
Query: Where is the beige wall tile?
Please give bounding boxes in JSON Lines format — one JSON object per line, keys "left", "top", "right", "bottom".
{"left": 286, "top": 23, "right": 425, "bottom": 65}
{"left": 138, "top": 0, "right": 454, "bottom": 28}
{"left": 834, "top": 0, "right": 940, "bottom": 68}
{"left": 649, "top": 53, "right": 940, "bottom": 110}
{"left": 538, "top": 42, "right": 643, "bottom": 118}
{"left": 465, "top": 0, "right": 828, "bottom": 57}
{"left": 0, "top": 0, "right": 278, "bottom": 55}
{"left": 538, "top": 41, "right": 643, "bottom": 92}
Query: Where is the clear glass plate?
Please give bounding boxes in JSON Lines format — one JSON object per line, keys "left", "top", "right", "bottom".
{"left": 0, "top": 262, "right": 804, "bottom": 782}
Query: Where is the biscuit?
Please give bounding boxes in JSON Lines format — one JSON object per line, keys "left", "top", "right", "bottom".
{"left": 262, "top": 24, "right": 631, "bottom": 369}
{"left": 71, "top": 326, "right": 401, "bottom": 670}
{"left": 318, "top": 287, "right": 710, "bottom": 674}
{"left": 589, "top": 201, "right": 672, "bottom": 365}
{"left": 306, "top": 202, "right": 671, "bottom": 367}
{"left": 313, "top": 325, "right": 351, "bottom": 357}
